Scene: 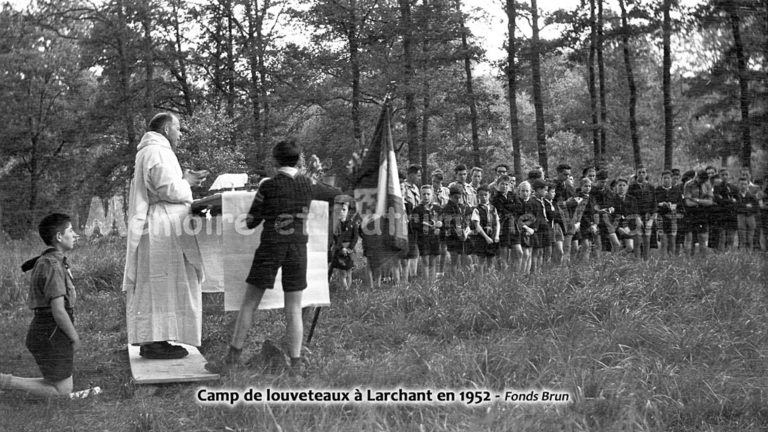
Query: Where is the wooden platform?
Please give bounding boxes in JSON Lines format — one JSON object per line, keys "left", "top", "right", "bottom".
{"left": 128, "top": 343, "right": 220, "bottom": 384}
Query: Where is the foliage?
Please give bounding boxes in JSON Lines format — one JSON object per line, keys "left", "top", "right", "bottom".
{"left": 1, "top": 0, "right": 766, "bottom": 235}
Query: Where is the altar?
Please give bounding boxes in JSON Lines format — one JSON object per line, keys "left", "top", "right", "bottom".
{"left": 191, "top": 191, "right": 331, "bottom": 311}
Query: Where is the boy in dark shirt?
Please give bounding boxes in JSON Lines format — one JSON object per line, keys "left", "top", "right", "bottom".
{"left": 613, "top": 178, "right": 639, "bottom": 254}
{"left": 442, "top": 185, "right": 471, "bottom": 274}
{"left": 470, "top": 185, "right": 500, "bottom": 274}
{"left": 683, "top": 169, "right": 714, "bottom": 256}
{"left": 592, "top": 170, "right": 617, "bottom": 253}
{"left": 735, "top": 177, "right": 759, "bottom": 250}
{"left": 655, "top": 170, "right": 683, "bottom": 256}
{"left": 712, "top": 169, "right": 738, "bottom": 250}
{"left": 492, "top": 175, "right": 522, "bottom": 271}
{"left": 627, "top": 165, "right": 657, "bottom": 260}
{"left": 567, "top": 177, "right": 598, "bottom": 262}
{"left": 329, "top": 200, "right": 360, "bottom": 290}
{"left": 675, "top": 170, "right": 696, "bottom": 254}
{"left": 208, "top": 140, "right": 341, "bottom": 375}
{"left": 517, "top": 181, "right": 536, "bottom": 273}
{"left": 530, "top": 179, "right": 552, "bottom": 273}
{"left": 1, "top": 214, "right": 80, "bottom": 397}
{"left": 413, "top": 185, "right": 443, "bottom": 281}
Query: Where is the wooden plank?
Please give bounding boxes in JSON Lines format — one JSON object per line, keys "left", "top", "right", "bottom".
{"left": 129, "top": 343, "right": 219, "bottom": 384}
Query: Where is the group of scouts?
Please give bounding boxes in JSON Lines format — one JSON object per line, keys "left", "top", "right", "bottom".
{"left": 329, "top": 162, "right": 768, "bottom": 286}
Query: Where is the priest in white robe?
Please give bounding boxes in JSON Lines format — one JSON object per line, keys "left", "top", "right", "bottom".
{"left": 122, "top": 112, "right": 207, "bottom": 359}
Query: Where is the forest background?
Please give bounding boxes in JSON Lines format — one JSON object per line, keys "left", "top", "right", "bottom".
{"left": 0, "top": 0, "right": 766, "bottom": 237}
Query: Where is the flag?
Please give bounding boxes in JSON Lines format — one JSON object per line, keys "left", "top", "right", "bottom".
{"left": 353, "top": 102, "right": 408, "bottom": 270}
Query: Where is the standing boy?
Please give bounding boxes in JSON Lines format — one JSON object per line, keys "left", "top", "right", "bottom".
{"left": 208, "top": 140, "right": 339, "bottom": 375}
{"left": 442, "top": 185, "right": 471, "bottom": 274}
{"left": 655, "top": 170, "right": 683, "bottom": 256}
{"left": 530, "top": 179, "right": 552, "bottom": 273}
{"left": 735, "top": 177, "right": 759, "bottom": 250}
{"left": 413, "top": 186, "right": 443, "bottom": 281}
{"left": 1, "top": 214, "right": 81, "bottom": 397}
{"left": 401, "top": 165, "right": 422, "bottom": 281}
{"left": 612, "top": 178, "right": 639, "bottom": 253}
{"left": 683, "top": 169, "right": 714, "bottom": 255}
{"left": 627, "top": 165, "right": 657, "bottom": 259}
{"left": 470, "top": 185, "right": 500, "bottom": 274}
{"left": 492, "top": 175, "right": 522, "bottom": 270}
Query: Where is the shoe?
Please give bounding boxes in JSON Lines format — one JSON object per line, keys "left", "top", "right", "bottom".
{"left": 139, "top": 342, "right": 188, "bottom": 360}
{"left": 289, "top": 357, "right": 307, "bottom": 377}
{"left": 205, "top": 348, "right": 242, "bottom": 374}
{"left": 245, "top": 340, "right": 288, "bottom": 374}
{"left": 69, "top": 386, "right": 102, "bottom": 399}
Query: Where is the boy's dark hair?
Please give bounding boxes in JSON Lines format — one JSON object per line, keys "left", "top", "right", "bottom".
{"left": 671, "top": 168, "right": 681, "bottom": 176}
{"left": 39, "top": 213, "right": 72, "bottom": 246}
{"left": 583, "top": 166, "right": 596, "bottom": 177}
{"left": 527, "top": 170, "right": 543, "bottom": 181}
{"left": 495, "top": 163, "right": 509, "bottom": 172}
{"left": 616, "top": 178, "right": 628, "bottom": 185}
{"left": 407, "top": 164, "right": 422, "bottom": 175}
{"left": 681, "top": 170, "right": 696, "bottom": 183}
{"left": 498, "top": 174, "right": 511, "bottom": 183}
{"left": 556, "top": 163, "right": 571, "bottom": 173}
{"left": 477, "top": 184, "right": 490, "bottom": 193}
{"left": 272, "top": 140, "right": 301, "bottom": 167}
{"left": 454, "top": 164, "right": 467, "bottom": 172}
{"left": 738, "top": 177, "right": 748, "bottom": 183}
{"left": 661, "top": 170, "right": 672, "bottom": 177}
{"left": 531, "top": 179, "right": 547, "bottom": 191}
{"left": 596, "top": 170, "right": 609, "bottom": 181}
{"left": 148, "top": 112, "right": 175, "bottom": 133}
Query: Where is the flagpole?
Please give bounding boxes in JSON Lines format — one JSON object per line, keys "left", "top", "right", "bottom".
{"left": 308, "top": 88, "right": 398, "bottom": 344}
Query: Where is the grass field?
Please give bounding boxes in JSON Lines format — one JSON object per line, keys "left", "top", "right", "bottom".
{"left": 1, "top": 236, "right": 767, "bottom": 431}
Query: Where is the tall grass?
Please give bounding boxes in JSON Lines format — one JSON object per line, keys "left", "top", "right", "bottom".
{"left": 1, "top": 237, "right": 767, "bottom": 431}
{"left": 0, "top": 235, "right": 126, "bottom": 307}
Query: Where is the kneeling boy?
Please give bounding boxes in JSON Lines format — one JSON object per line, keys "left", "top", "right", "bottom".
{"left": 1, "top": 214, "right": 80, "bottom": 397}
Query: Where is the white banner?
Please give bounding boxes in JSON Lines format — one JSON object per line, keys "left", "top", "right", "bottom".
{"left": 196, "top": 191, "right": 330, "bottom": 311}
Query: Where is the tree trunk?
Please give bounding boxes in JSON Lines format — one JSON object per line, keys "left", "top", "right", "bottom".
{"left": 246, "top": 0, "right": 262, "bottom": 171}
{"left": 530, "top": 0, "right": 547, "bottom": 174}
{"left": 588, "top": 0, "right": 600, "bottom": 166}
{"left": 117, "top": 0, "right": 136, "bottom": 153}
{"left": 258, "top": 1, "right": 270, "bottom": 139}
{"left": 457, "top": 0, "right": 480, "bottom": 167}
{"left": 171, "top": 0, "right": 194, "bottom": 116}
{"left": 225, "top": 0, "right": 235, "bottom": 119}
{"left": 597, "top": 0, "right": 607, "bottom": 157}
{"left": 28, "top": 135, "right": 39, "bottom": 223}
{"left": 399, "top": 0, "right": 419, "bottom": 165}
{"left": 505, "top": 0, "right": 522, "bottom": 179}
{"left": 421, "top": 82, "right": 430, "bottom": 185}
{"left": 727, "top": 3, "right": 751, "bottom": 169}
{"left": 662, "top": 0, "right": 673, "bottom": 169}
{"left": 619, "top": 0, "right": 640, "bottom": 169}
{"left": 420, "top": 0, "right": 431, "bottom": 185}
{"left": 349, "top": 0, "right": 363, "bottom": 150}
{"left": 142, "top": 2, "right": 154, "bottom": 122}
